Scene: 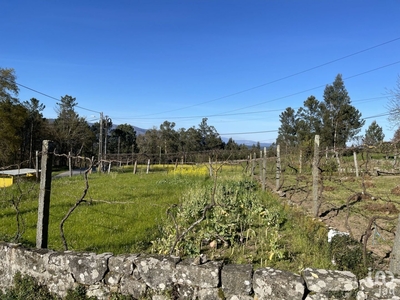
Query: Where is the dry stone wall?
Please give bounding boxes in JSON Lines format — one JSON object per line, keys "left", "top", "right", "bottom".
{"left": 0, "top": 242, "right": 399, "bottom": 299}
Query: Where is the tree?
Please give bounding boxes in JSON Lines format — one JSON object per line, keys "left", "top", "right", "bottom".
{"left": 22, "top": 98, "right": 48, "bottom": 166}
{"left": 364, "top": 121, "right": 385, "bottom": 146}
{"left": 387, "top": 75, "right": 400, "bottom": 128}
{"left": 320, "top": 74, "right": 364, "bottom": 149}
{"left": 109, "top": 124, "right": 137, "bottom": 156}
{"left": 0, "top": 68, "right": 29, "bottom": 165}
{"left": 52, "top": 95, "right": 94, "bottom": 157}
{"left": 197, "top": 118, "right": 223, "bottom": 151}
{"left": 159, "top": 121, "right": 179, "bottom": 158}
{"left": 277, "top": 107, "right": 297, "bottom": 147}
{"left": 0, "top": 99, "right": 28, "bottom": 165}
{"left": 0, "top": 68, "right": 19, "bottom": 104}
{"left": 137, "top": 127, "right": 160, "bottom": 159}
{"left": 296, "top": 96, "right": 322, "bottom": 144}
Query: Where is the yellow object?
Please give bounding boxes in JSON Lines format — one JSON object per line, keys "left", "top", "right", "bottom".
{"left": 0, "top": 176, "right": 13, "bottom": 188}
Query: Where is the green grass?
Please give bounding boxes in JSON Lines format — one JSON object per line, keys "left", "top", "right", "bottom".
{"left": 1, "top": 163, "right": 338, "bottom": 274}
{"left": 1, "top": 167, "right": 211, "bottom": 254}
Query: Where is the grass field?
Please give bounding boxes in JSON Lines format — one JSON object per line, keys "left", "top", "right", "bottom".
{"left": 1, "top": 163, "right": 344, "bottom": 274}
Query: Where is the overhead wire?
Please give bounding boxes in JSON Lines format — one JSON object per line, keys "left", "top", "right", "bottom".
{"left": 133, "top": 36, "right": 400, "bottom": 118}
{"left": 0, "top": 76, "right": 101, "bottom": 115}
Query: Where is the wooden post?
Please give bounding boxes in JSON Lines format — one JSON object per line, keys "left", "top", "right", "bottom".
{"left": 262, "top": 147, "right": 267, "bottom": 191}
{"left": 312, "top": 135, "right": 320, "bottom": 217}
{"left": 275, "top": 144, "right": 281, "bottom": 191}
{"left": 251, "top": 152, "right": 256, "bottom": 180}
{"left": 299, "top": 149, "right": 302, "bottom": 174}
{"left": 209, "top": 157, "right": 213, "bottom": 177}
{"left": 259, "top": 150, "right": 262, "bottom": 182}
{"left": 36, "top": 140, "right": 54, "bottom": 249}
{"left": 335, "top": 151, "right": 342, "bottom": 173}
{"left": 146, "top": 159, "right": 150, "bottom": 174}
{"left": 108, "top": 161, "right": 111, "bottom": 174}
{"left": 353, "top": 151, "right": 359, "bottom": 177}
{"left": 35, "top": 150, "right": 39, "bottom": 181}
{"left": 68, "top": 152, "right": 72, "bottom": 177}
{"left": 133, "top": 160, "right": 137, "bottom": 174}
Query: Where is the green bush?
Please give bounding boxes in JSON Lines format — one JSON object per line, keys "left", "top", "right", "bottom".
{"left": 330, "top": 234, "right": 368, "bottom": 278}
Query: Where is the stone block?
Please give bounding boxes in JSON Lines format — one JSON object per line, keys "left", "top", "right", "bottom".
{"left": 133, "top": 255, "right": 177, "bottom": 291}
{"left": 221, "top": 264, "right": 253, "bottom": 296}
{"left": 302, "top": 268, "right": 358, "bottom": 299}
{"left": 253, "top": 267, "right": 305, "bottom": 300}
{"left": 175, "top": 258, "right": 222, "bottom": 289}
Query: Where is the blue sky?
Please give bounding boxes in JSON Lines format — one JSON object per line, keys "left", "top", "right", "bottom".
{"left": 2, "top": 1, "right": 400, "bottom": 144}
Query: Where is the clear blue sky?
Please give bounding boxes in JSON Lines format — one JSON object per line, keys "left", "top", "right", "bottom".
{"left": 2, "top": 0, "right": 400, "bottom": 144}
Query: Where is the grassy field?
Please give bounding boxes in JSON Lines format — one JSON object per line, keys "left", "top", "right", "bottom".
{"left": 1, "top": 163, "right": 343, "bottom": 274}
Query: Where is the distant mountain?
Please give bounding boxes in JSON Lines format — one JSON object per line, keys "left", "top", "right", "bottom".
{"left": 133, "top": 126, "right": 147, "bottom": 135}
{"left": 222, "top": 138, "right": 272, "bottom": 148}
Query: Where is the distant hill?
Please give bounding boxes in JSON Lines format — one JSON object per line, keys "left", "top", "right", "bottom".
{"left": 86, "top": 122, "right": 272, "bottom": 148}
{"left": 133, "top": 126, "right": 147, "bottom": 135}
{"left": 222, "top": 138, "right": 272, "bottom": 148}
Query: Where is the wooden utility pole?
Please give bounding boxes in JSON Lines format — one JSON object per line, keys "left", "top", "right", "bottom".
{"left": 36, "top": 140, "right": 54, "bottom": 249}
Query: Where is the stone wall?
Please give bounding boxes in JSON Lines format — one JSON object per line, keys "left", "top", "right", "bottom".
{"left": 0, "top": 242, "right": 398, "bottom": 299}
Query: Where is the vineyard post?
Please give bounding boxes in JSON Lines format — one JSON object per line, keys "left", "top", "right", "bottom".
{"left": 353, "top": 151, "right": 359, "bottom": 177}
{"left": 259, "top": 150, "right": 263, "bottom": 182}
{"left": 262, "top": 147, "right": 267, "bottom": 191}
{"left": 335, "top": 151, "right": 342, "bottom": 173}
{"left": 133, "top": 160, "right": 137, "bottom": 174}
{"left": 299, "top": 149, "right": 302, "bottom": 174}
{"left": 146, "top": 159, "right": 150, "bottom": 174}
{"left": 275, "top": 144, "right": 281, "bottom": 191}
{"left": 251, "top": 153, "right": 256, "bottom": 180}
{"left": 36, "top": 140, "right": 54, "bottom": 249}
{"left": 68, "top": 152, "right": 72, "bottom": 177}
{"left": 312, "top": 135, "right": 320, "bottom": 217}
{"left": 35, "top": 150, "right": 39, "bottom": 181}
{"left": 390, "top": 214, "right": 400, "bottom": 274}
{"left": 209, "top": 157, "right": 213, "bottom": 177}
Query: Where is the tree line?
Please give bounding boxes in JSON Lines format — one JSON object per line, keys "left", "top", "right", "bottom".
{"left": 0, "top": 68, "right": 258, "bottom": 167}
{"left": 2, "top": 68, "right": 399, "bottom": 168}
{"left": 276, "top": 74, "right": 394, "bottom": 156}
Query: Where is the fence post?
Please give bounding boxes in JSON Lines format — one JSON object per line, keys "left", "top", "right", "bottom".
{"left": 275, "top": 144, "right": 281, "bottom": 191}
{"left": 353, "top": 151, "right": 359, "bottom": 177}
{"left": 146, "top": 159, "right": 150, "bottom": 174}
{"left": 262, "top": 147, "right": 267, "bottom": 191}
{"left": 35, "top": 150, "right": 39, "bottom": 181}
{"left": 251, "top": 153, "right": 256, "bottom": 180}
{"left": 68, "top": 152, "right": 72, "bottom": 177}
{"left": 312, "top": 135, "right": 320, "bottom": 217}
{"left": 259, "top": 150, "right": 263, "bottom": 182}
{"left": 133, "top": 160, "right": 137, "bottom": 174}
{"left": 36, "top": 140, "right": 54, "bottom": 249}
{"left": 299, "top": 149, "right": 302, "bottom": 174}
{"left": 209, "top": 157, "right": 213, "bottom": 177}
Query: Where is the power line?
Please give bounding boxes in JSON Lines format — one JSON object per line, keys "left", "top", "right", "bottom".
{"left": 133, "top": 36, "right": 400, "bottom": 118}
{"left": 113, "top": 96, "right": 388, "bottom": 122}
{"left": 217, "top": 60, "right": 400, "bottom": 115}
{"left": 0, "top": 76, "right": 101, "bottom": 115}
{"left": 218, "top": 111, "right": 390, "bottom": 137}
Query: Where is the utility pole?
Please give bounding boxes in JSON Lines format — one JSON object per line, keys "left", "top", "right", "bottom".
{"left": 99, "top": 112, "right": 103, "bottom": 172}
